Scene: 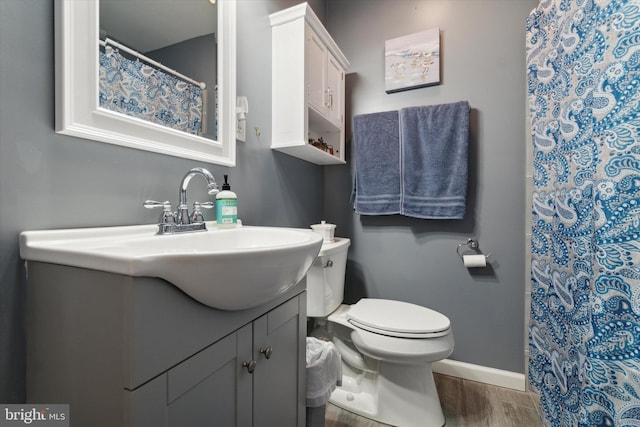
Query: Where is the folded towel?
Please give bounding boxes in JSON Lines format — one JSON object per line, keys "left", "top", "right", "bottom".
{"left": 351, "top": 110, "right": 401, "bottom": 215}
{"left": 399, "top": 101, "right": 469, "bottom": 219}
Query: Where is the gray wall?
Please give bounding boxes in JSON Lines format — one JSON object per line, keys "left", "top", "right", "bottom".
{"left": 0, "top": 0, "right": 325, "bottom": 403}
{"left": 0, "top": 0, "right": 535, "bottom": 403}
{"left": 324, "top": 0, "right": 537, "bottom": 374}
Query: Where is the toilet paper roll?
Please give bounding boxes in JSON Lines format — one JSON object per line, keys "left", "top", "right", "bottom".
{"left": 463, "top": 254, "right": 487, "bottom": 268}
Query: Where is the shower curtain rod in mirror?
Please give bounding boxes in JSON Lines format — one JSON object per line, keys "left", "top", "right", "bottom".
{"left": 99, "top": 37, "right": 206, "bottom": 89}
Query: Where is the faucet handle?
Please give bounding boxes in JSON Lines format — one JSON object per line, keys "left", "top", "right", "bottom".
{"left": 191, "top": 201, "right": 214, "bottom": 223}
{"left": 144, "top": 200, "right": 176, "bottom": 224}
{"left": 144, "top": 200, "right": 171, "bottom": 209}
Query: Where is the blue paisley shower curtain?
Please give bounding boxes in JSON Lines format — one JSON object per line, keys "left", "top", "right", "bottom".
{"left": 99, "top": 46, "right": 204, "bottom": 135}
{"left": 527, "top": 0, "right": 640, "bottom": 425}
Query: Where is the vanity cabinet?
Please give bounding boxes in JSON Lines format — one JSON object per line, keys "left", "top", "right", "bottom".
{"left": 26, "top": 263, "right": 306, "bottom": 427}
{"left": 130, "top": 296, "right": 303, "bottom": 427}
{"left": 270, "top": 3, "right": 350, "bottom": 165}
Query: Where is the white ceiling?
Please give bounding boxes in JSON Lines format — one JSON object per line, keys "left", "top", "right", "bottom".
{"left": 100, "top": 0, "right": 217, "bottom": 53}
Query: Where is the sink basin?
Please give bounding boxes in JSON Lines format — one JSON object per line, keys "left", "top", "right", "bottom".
{"left": 19, "top": 223, "right": 323, "bottom": 310}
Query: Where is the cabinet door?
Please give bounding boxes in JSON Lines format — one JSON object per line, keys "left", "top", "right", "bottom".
{"left": 326, "top": 51, "right": 344, "bottom": 127}
{"left": 253, "top": 297, "right": 305, "bottom": 427}
{"left": 306, "top": 25, "right": 327, "bottom": 115}
{"left": 164, "top": 326, "right": 252, "bottom": 427}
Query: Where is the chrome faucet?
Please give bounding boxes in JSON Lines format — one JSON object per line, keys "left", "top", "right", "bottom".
{"left": 144, "top": 167, "right": 219, "bottom": 234}
{"left": 177, "top": 167, "right": 219, "bottom": 225}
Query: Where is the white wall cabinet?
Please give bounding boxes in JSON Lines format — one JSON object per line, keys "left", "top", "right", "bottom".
{"left": 306, "top": 29, "right": 343, "bottom": 129}
{"left": 26, "top": 263, "right": 306, "bottom": 427}
{"left": 270, "top": 3, "right": 350, "bottom": 165}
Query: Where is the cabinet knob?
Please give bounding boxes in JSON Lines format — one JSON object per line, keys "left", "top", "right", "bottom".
{"left": 242, "top": 360, "right": 257, "bottom": 374}
{"left": 260, "top": 346, "right": 273, "bottom": 359}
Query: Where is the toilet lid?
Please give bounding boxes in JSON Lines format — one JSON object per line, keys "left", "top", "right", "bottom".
{"left": 347, "top": 299, "right": 450, "bottom": 338}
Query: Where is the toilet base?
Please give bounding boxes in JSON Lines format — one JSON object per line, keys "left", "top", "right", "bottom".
{"left": 329, "top": 360, "right": 445, "bottom": 427}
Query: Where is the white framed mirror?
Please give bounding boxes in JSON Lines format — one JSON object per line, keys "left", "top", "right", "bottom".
{"left": 54, "top": 0, "right": 236, "bottom": 166}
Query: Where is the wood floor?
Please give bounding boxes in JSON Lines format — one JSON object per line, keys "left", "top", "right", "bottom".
{"left": 324, "top": 373, "right": 543, "bottom": 427}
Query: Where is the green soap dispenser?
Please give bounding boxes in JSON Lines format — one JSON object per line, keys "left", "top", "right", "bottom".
{"left": 216, "top": 174, "right": 237, "bottom": 228}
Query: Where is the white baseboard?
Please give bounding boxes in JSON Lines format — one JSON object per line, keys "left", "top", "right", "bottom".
{"left": 433, "top": 359, "right": 526, "bottom": 391}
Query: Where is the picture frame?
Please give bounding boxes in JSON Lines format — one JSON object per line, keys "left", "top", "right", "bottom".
{"left": 385, "top": 28, "right": 441, "bottom": 94}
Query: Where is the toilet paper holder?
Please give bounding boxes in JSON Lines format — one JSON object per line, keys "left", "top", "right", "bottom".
{"left": 456, "top": 239, "right": 491, "bottom": 260}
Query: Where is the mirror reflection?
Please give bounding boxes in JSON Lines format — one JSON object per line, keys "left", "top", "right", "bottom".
{"left": 99, "top": 0, "right": 218, "bottom": 140}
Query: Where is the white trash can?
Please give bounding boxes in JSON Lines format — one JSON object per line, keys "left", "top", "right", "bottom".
{"left": 306, "top": 337, "right": 342, "bottom": 427}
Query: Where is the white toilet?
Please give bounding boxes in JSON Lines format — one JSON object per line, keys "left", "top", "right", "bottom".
{"left": 307, "top": 237, "right": 454, "bottom": 427}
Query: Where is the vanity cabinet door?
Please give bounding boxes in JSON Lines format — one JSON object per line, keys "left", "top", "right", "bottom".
{"left": 167, "top": 326, "right": 253, "bottom": 427}
{"left": 129, "top": 327, "right": 253, "bottom": 427}
{"left": 253, "top": 296, "right": 305, "bottom": 427}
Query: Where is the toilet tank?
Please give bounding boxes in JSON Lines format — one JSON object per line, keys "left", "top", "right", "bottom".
{"left": 306, "top": 238, "right": 350, "bottom": 317}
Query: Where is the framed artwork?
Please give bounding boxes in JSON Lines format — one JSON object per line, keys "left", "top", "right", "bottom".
{"left": 385, "top": 28, "right": 440, "bottom": 94}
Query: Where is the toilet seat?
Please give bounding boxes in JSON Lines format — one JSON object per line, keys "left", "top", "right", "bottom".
{"left": 347, "top": 299, "right": 451, "bottom": 338}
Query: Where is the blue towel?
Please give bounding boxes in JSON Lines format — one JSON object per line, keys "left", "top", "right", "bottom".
{"left": 351, "top": 110, "right": 401, "bottom": 215}
{"left": 399, "top": 101, "right": 469, "bottom": 219}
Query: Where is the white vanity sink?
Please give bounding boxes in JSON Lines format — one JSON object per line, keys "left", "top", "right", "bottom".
{"left": 19, "top": 223, "right": 323, "bottom": 310}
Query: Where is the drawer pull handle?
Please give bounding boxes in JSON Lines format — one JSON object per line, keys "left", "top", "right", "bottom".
{"left": 242, "top": 360, "right": 257, "bottom": 373}
{"left": 260, "top": 346, "right": 273, "bottom": 359}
